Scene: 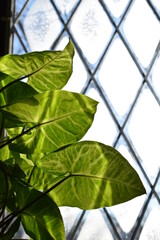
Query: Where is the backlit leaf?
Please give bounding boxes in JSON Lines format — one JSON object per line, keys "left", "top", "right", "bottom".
{"left": 2, "top": 90, "right": 98, "bottom": 153}
{"left": 3, "top": 81, "right": 37, "bottom": 105}
{"left": 0, "top": 41, "right": 74, "bottom": 92}
{"left": 37, "top": 141, "right": 146, "bottom": 209}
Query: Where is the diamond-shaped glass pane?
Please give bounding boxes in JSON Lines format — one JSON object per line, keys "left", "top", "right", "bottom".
{"left": 128, "top": 87, "right": 160, "bottom": 182}
{"left": 15, "top": 0, "right": 26, "bottom": 13}
{"left": 139, "top": 202, "right": 160, "bottom": 240}
{"left": 70, "top": 0, "right": 113, "bottom": 64}
{"left": 123, "top": 0, "right": 160, "bottom": 67}
{"left": 60, "top": 207, "right": 83, "bottom": 237}
{"left": 107, "top": 195, "right": 146, "bottom": 235}
{"left": 104, "top": 0, "right": 129, "bottom": 19}
{"left": 77, "top": 210, "right": 114, "bottom": 240}
{"left": 23, "top": 0, "right": 62, "bottom": 51}
{"left": 13, "top": 33, "right": 27, "bottom": 54}
{"left": 54, "top": 0, "right": 78, "bottom": 17}
{"left": 98, "top": 37, "right": 142, "bottom": 117}
{"left": 82, "top": 85, "right": 118, "bottom": 146}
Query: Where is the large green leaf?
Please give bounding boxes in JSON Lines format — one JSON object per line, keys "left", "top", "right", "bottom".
{"left": 37, "top": 141, "right": 146, "bottom": 209}
{"left": 1, "top": 90, "right": 98, "bottom": 153}
{"left": 2, "top": 81, "right": 37, "bottom": 105}
{"left": 0, "top": 41, "right": 74, "bottom": 92}
{"left": 13, "top": 181, "right": 65, "bottom": 240}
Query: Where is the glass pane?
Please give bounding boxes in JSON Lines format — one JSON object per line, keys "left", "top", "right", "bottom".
{"left": 107, "top": 196, "right": 146, "bottom": 235}
{"left": 128, "top": 87, "right": 160, "bottom": 182}
{"left": 82, "top": 85, "right": 118, "bottom": 145}
{"left": 54, "top": 0, "right": 78, "bottom": 16}
{"left": 98, "top": 37, "right": 142, "bottom": 117}
{"left": 70, "top": 0, "right": 113, "bottom": 64}
{"left": 139, "top": 205, "right": 160, "bottom": 240}
{"left": 23, "top": 0, "right": 62, "bottom": 50}
{"left": 77, "top": 210, "right": 114, "bottom": 240}
{"left": 60, "top": 207, "right": 83, "bottom": 237}
{"left": 104, "top": 0, "right": 129, "bottom": 19}
{"left": 151, "top": 0, "right": 160, "bottom": 12}
{"left": 123, "top": 0, "right": 160, "bottom": 67}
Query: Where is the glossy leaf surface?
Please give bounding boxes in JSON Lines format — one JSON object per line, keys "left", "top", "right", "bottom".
{"left": 0, "top": 41, "right": 74, "bottom": 92}
{"left": 13, "top": 181, "right": 65, "bottom": 240}
{"left": 37, "top": 141, "right": 146, "bottom": 209}
{"left": 2, "top": 90, "right": 98, "bottom": 153}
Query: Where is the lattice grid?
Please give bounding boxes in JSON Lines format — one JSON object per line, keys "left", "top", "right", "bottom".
{"left": 10, "top": 0, "right": 160, "bottom": 239}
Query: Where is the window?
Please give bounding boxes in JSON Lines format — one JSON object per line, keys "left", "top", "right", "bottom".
{"left": 10, "top": 0, "right": 160, "bottom": 239}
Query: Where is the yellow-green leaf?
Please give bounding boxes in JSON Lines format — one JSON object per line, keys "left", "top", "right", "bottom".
{"left": 37, "top": 141, "right": 146, "bottom": 209}
{"left": 0, "top": 40, "right": 74, "bottom": 92}
{"left": 2, "top": 90, "right": 98, "bottom": 153}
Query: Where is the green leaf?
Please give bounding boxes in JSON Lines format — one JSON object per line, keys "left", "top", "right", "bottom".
{"left": 0, "top": 145, "right": 10, "bottom": 161}
{"left": 6, "top": 156, "right": 34, "bottom": 179}
{"left": 13, "top": 181, "right": 65, "bottom": 240}
{"left": 29, "top": 165, "right": 61, "bottom": 191}
{"left": 0, "top": 160, "right": 26, "bottom": 179}
{"left": 0, "top": 72, "right": 15, "bottom": 88}
{"left": 0, "top": 40, "right": 74, "bottom": 93}
{"left": 37, "top": 141, "right": 146, "bottom": 209}
{"left": 0, "top": 72, "right": 14, "bottom": 83}
{"left": 1, "top": 97, "right": 39, "bottom": 128}
{"left": 2, "top": 90, "right": 98, "bottom": 153}
{"left": 0, "top": 216, "right": 21, "bottom": 240}
{"left": 0, "top": 91, "right": 5, "bottom": 107}
{"left": 3, "top": 81, "right": 38, "bottom": 105}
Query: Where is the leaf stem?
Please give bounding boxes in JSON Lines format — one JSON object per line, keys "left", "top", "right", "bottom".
{"left": 27, "top": 166, "right": 35, "bottom": 185}
{"left": 0, "top": 124, "right": 38, "bottom": 149}
{"left": 19, "top": 173, "right": 71, "bottom": 214}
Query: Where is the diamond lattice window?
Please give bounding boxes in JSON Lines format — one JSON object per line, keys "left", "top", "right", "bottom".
{"left": 10, "top": 0, "right": 160, "bottom": 239}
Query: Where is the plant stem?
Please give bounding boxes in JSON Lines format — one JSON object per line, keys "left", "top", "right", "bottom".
{"left": 19, "top": 173, "right": 71, "bottom": 213}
